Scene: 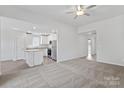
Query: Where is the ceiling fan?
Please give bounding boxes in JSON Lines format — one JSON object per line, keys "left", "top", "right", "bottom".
{"left": 66, "top": 5, "right": 96, "bottom": 19}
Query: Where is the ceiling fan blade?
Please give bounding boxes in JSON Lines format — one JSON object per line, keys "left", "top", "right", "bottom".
{"left": 86, "top": 5, "right": 96, "bottom": 9}
{"left": 66, "top": 11, "right": 74, "bottom": 14}
{"left": 84, "top": 13, "right": 90, "bottom": 16}
{"left": 74, "top": 5, "right": 78, "bottom": 11}
{"left": 74, "top": 15, "right": 78, "bottom": 19}
{"left": 80, "top": 5, "right": 84, "bottom": 9}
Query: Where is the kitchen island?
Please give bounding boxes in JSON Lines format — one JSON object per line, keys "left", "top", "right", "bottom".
{"left": 24, "top": 49, "right": 44, "bottom": 67}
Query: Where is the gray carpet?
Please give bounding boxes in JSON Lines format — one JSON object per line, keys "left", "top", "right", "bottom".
{"left": 0, "top": 58, "right": 124, "bottom": 88}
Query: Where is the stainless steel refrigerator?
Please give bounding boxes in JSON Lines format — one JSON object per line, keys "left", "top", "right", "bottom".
{"left": 51, "top": 40, "right": 57, "bottom": 61}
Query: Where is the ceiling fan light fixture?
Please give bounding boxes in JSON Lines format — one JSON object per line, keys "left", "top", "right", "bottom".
{"left": 77, "top": 5, "right": 81, "bottom": 11}
{"left": 76, "top": 10, "right": 84, "bottom": 16}
{"left": 66, "top": 5, "right": 96, "bottom": 19}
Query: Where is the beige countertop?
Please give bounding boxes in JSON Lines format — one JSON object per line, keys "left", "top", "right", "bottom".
{"left": 24, "top": 49, "right": 43, "bottom": 52}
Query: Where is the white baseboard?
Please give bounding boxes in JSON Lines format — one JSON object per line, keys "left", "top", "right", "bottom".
{"left": 58, "top": 55, "right": 86, "bottom": 63}
{"left": 97, "top": 59, "right": 124, "bottom": 67}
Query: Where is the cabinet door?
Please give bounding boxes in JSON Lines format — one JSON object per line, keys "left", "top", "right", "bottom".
{"left": 25, "top": 52, "right": 34, "bottom": 67}
{"left": 34, "top": 51, "right": 43, "bottom": 65}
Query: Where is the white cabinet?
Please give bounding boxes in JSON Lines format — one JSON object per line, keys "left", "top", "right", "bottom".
{"left": 25, "top": 51, "right": 34, "bottom": 66}
{"left": 25, "top": 49, "right": 43, "bottom": 67}
{"left": 34, "top": 51, "right": 43, "bottom": 65}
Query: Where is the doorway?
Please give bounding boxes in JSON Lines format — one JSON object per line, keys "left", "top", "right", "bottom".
{"left": 43, "top": 32, "right": 57, "bottom": 64}
{"left": 31, "top": 31, "right": 58, "bottom": 64}
{"left": 86, "top": 32, "right": 96, "bottom": 61}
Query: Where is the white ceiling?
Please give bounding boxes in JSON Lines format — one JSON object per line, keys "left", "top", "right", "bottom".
{"left": 0, "top": 5, "right": 124, "bottom": 27}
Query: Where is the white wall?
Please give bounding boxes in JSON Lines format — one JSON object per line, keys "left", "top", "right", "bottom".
{"left": 77, "top": 34, "right": 88, "bottom": 58}
{"left": 78, "top": 15, "right": 124, "bottom": 66}
{"left": 0, "top": 17, "right": 1, "bottom": 75}
{"left": 1, "top": 14, "right": 124, "bottom": 66}
{"left": 0, "top": 17, "right": 27, "bottom": 61}
{"left": 57, "top": 26, "right": 82, "bottom": 62}
{"left": 42, "top": 36, "right": 48, "bottom": 44}
{"left": 0, "top": 6, "right": 84, "bottom": 62}
{"left": 0, "top": 16, "right": 81, "bottom": 62}
{"left": 48, "top": 33, "right": 57, "bottom": 43}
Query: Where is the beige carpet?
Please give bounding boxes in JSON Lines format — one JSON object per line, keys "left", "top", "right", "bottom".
{"left": 1, "top": 60, "right": 29, "bottom": 75}
{"left": 0, "top": 58, "right": 124, "bottom": 88}
{"left": 1, "top": 57, "right": 55, "bottom": 75}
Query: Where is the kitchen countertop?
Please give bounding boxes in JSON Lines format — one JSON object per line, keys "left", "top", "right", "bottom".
{"left": 24, "top": 49, "right": 43, "bottom": 52}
